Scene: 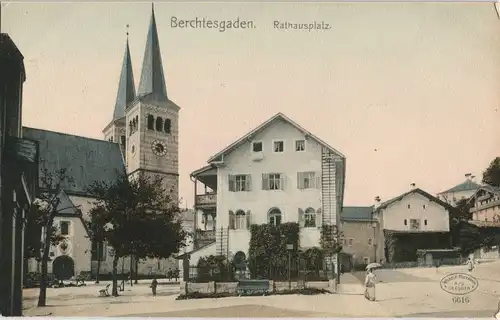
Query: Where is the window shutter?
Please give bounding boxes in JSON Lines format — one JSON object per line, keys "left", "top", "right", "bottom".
{"left": 246, "top": 175, "right": 252, "bottom": 191}
{"left": 246, "top": 211, "right": 251, "bottom": 229}
{"left": 280, "top": 174, "right": 286, "bottom": 190}
{"left": 316, "top": 208, "right": 322, "bottom": 228}
{"left": 228, "top": 175, "right": 235, "bottom": 192}
{"left": 298, "top": 208, "right": 305, "bottom": 228}
{"left": 316, "top": 172, "right": 322, "bottom": 189}
{"left": 297, "top": 172, "right": 303, "bottom": 189}
{"left": 229, "top": 211, "right": 235, "bottom": 230}
{"left": 262, "top": 173, "right": 269, "bottom": 190}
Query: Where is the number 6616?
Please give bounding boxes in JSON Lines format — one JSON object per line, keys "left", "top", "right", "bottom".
{"left": 452, "top": 296, "right": 470, "bottom": 303}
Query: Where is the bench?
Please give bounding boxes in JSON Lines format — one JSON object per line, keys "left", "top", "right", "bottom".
{"left": 99, "top": 284, "right": 110, "bottom": 297}
{"left": 237, "top": 280, "right": 269, "bottom": 296}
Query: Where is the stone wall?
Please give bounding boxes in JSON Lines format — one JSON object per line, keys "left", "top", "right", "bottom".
{"left": 180, "top": 280, "right": 336, "bottom": 295}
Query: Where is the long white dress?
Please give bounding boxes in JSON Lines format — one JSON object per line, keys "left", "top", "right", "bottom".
{"left": 364, "top": 273, "right": 377, "bottom": 301}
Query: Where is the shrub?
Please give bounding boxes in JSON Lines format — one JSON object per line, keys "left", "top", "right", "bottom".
{"left": 176, "top": 287, "right": 330, "bottom": 300}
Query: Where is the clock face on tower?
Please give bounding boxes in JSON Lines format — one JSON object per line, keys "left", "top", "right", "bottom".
{"left": 152, "top": 140, "right": 167, "bottom": 157}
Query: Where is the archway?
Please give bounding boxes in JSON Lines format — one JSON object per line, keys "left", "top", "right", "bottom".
{"left": 52, "top": 255, "right": 75, "bottom": 281}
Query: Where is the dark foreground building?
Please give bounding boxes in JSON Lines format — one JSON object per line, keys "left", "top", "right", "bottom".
{"left": 0, "top": 33, "right": 39, "bottom": 316}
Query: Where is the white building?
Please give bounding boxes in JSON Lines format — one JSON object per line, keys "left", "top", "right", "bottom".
{"left": 373, "top": 184, "right": 454, "bottom": 263}
{"left": 187, "top": 113, "right": 346, "bottom": 267}
{"left": 437, "top": 174, "right": 481, "bottom": 206}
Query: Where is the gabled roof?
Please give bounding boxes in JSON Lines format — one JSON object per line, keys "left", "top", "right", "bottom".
{"left": 112, "top": 38, "right": 136, "bottom": 121}
{"left": 54, "top": 190, "right": 91, "bottom": 236}
{"left": 207, "top": 112, "right": 345, "bottom": 163}
{"left": 340, "top": 206, "right": 374, "bottom": 221}
{"left": 437, "top": 179, "right": 482, "bottom": 195}
{"left": 22, "top": 127, "right": 126, "bottom": 197}
{"left": 466, "top": 185, "right": 500, "bottom": 204}
{"left": 137, "top": 4, "right": 168, "bottom": 103}
{"left": 377, "top": 188, "right": 454, "bottom": 212}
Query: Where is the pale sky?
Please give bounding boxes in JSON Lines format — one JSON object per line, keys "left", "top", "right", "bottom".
{"left": 3, "top": 2, "right": 500, "bottom": 207}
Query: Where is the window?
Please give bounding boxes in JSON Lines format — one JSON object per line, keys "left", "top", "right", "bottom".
{"left": 147, "top": 115, "right": 155, "bottom": 130}
{"left": 407, "top": 204, "right": 411, "bottom": 209}
{"left": 120, "top": 135, "right": 126, "bottom": 147}
{"left": 164, "top": 118, "right": 171, "bottom": 134}
{"left": 155, "top": 117, "right": 163, "bottom": 131}
{"left": 252, "top": 141, "right": 263, "bottom": 152}
{"left": 60, "top": 221, "right": 69, "bottom": 235}
{"left": 368, "top": 238, "right": 373, "bottom": 245}
{"left": 268, "top": 208, "right": 282, "bottom": 226}
{"left": 262, "top": 173, "right": 285, "bottom": 190}
{"left": 273, "top": 140, "right": 284, "bottom": 153}
{"left": 348, "top": 238, "right": 353, "bottom": 246}
{"left": 295, "top": 139, "right": 305, "bottom": 152}
{"left": 423, "top": 205, "right": 426, "bottom": 209}
{"left": 49, "top": 252, "right": 55, "bottom": 257}
{"left": 228, "top": 174, "right": 251, "bottom": 192}
{"left": 410, "top": 219, "right": 420, "bottom": 231}
{"left": 297, "top": 172, "right": 319, "bottom": 189}
{"left": 404, "top": 219, "right": 407, "bottom": 226}
{"left": 235, "top": 210, "right": 246, "bottom": 230}
{"left": 424, "top": 219, "right": 428, "bottom": 226}
{"left": 304, "top": 207, "right": 316, "bottom": 227}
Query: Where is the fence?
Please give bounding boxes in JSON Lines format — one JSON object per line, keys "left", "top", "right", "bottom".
{"left": 382, "top": 257, "right": 467, "bottom": 269}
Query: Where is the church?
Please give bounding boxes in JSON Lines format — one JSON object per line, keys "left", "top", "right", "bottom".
{"left": 25, "top": 5, "right": 180, "bottom": 278}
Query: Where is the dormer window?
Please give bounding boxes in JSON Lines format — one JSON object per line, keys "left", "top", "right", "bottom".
{"left": 252, "top": 141, "right": 263, "bottom": 152}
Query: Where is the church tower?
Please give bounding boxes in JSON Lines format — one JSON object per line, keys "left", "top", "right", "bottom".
{"left": 102, "top": 29, "right": 136, "bottom": 157}
{"left": 124, "top": 4, "right": 180, "bottom": 202}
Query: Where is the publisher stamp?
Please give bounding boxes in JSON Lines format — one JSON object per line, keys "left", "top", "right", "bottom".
{"left": 440, "top": 273, "right": 478, "bottom": 304}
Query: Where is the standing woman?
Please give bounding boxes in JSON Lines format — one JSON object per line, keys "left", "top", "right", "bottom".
{"left": 364, "top": 268, "right": 377, "bottom": 301}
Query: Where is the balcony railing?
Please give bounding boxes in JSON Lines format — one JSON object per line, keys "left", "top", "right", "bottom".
{"left": 195, "top": 193, "right": 217, "bottom": 207}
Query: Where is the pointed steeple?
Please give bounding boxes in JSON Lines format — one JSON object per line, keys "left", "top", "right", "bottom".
{"left": 113, "top": 29, "right": 136, "bottom": 120}
{"left": 137, "top": 3, "right": 168, "bottom": 102}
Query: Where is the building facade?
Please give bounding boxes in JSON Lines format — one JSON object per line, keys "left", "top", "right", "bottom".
{"left": 374, "top": 186, "right": 453, "bottom": 263}
{"left": 0, "top": 33, "right": 39, "bottom": 316}
{"left": 437, "top": 174, "right": 481, "bottom": 206}
{"left": 189, "top": 113, "right": 346, "bottom": 270}
{"left": 340, "top": 206, "right": 382, "bottom": 268}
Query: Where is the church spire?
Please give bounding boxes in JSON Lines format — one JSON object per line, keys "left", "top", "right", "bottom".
{"left": 137, "top": 3, "right": 168, "bottom": 102}
{"left": 112, "top": 26, "right": 136, "bottom": 120}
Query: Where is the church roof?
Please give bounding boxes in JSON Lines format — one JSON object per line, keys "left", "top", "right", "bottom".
{"left": 0, "top": 33, "right": 26, "bottom": 82}
{"left": 437, "top": 179, "right": 482, "bottom": 194}
{"left": 22, "top": 127, "right": 126, "bottom": 197}
{"left": 112, "top": 39, "right": 136, "bottom": 121}
{"left": 137, "top": 4, "right": 168, "bottom": 103}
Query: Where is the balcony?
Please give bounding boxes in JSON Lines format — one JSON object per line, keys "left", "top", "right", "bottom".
{"left": 195, "top": 193, "right": 217, "bottom": 208}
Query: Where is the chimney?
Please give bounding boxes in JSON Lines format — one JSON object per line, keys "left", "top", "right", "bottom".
{"left": 410, "top": 183, "right": 416, "bottom": 190}
{"left": 374, "top": 196, "right": 381, "bottom": 209}
{"left": 465, "top": 173, "right": 472, "bottom": 180}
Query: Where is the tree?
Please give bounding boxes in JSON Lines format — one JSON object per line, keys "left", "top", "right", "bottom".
{"left": 28, "top": 168, "right": 74, "bottom": 307}
{"left": 85, "top": 206, "right": 107, "bottom": 284}
{"left": 87, "top": 173, "right": 187, "bottom": 296}
{"left": 452, "top": 198, "right": 473, "bottom": 222}
{"left": 482, "top": 157, "right": 500, "bottom": 187}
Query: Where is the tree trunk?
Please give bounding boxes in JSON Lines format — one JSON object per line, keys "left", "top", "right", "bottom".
{"left": 96, "top": 255, "right": 101, "bottom": 284}
{"left": 112, "top": 255, "right": 119, "bottom": 296}
{"left": 37, "top": 225, "right": 53, "bottom": 307}
{"left": 129, "top": 256, "right": 133, "bottom": 286}
{"left": 134, "top": 257, "right": 139, "bottom": 284}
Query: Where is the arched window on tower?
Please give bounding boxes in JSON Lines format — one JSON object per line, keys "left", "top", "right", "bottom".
{"left": 135, "top": 115, "right": 139, "bottom": 131}
{"left": 129, "top": 121, "right": 133, "bottom": 136}
{"left": 164, "top": 118, "right": 171, "bottom": 134}
{"left": 155, "top": 116, "right": 163, "bottom": 131}
{"left": 147, "top": 115, "right": 155, "bottom": 130}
